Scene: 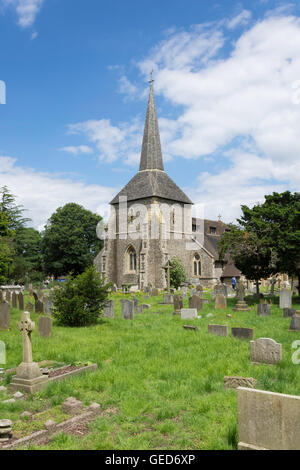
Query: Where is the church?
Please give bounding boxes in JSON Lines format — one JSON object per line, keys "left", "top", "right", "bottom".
{"left": 94, "top": 82, "right": 239, "bottom": 289}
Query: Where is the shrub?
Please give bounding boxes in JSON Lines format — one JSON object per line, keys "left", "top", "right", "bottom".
{"left": 169, "top": 257, "right": 187, "bottom": 289}
{"left": 52, "top": 266, "right": 111, "bottom": 327}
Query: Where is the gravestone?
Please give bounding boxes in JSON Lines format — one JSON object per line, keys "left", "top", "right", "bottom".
{"left": 12, "top": 292, "right": 18, "bottom": 309}
{"left": 289, "top": 313, "right": 300, "bottom": 331}
{"left": 33, "top": 291, "right": 38, "bottom": 302}
{"left": 121, "top": 300, "right": 134, "bottom": 320}
{"left": 181, "top": 308, "right": 197, "bottom": 320}
{"left": 250, "top": 337, "right": 282, "bottom": 364}
{"left": 283, "top": 308, "right": 296, "bottom": 318}
{"left": 0, "top": 301, "right": 10, "bottom": 330}
{"left": 0, "top": 291, "right": 3, "bottom": 302}
{"left": 280, "top": 289, "right": 292, "bottom": 309}
{"left": 37, "top": 288, "right": 44, "bottom": 301}
{"left": 44, "top": 298, "right": 54, "bottom": 315}
{"left": 224, "top": 376, "right": 257, "bottom": 389}
{"left": 257, "top": 304, "right": 270, "bottom": 317}
{"left": 103, "top": 300, "right": 114, "bottom": 318}
{"left": 18, "top": 292, "right": 24, "bottom": 311}
{"left": 196, "top": 284, "right": 203, "bottom": 293}
{"left": 163, "top": 294, "right": 174, "bottom": 304}
{"left": 5, "top": 291, "right": 11, "bottom": 303}
{"left": 190, "top": 288, "right": 196, "bottom": 297}
{"left": 231, "top": 327, "right": 254, "bottom": 340}
{"left": 131, "top": 296, "right": 139, "bottom": 310}
{"left": 208, "top": 324, "right": 228, "bottom": 337}
{"left": 25, "top": 301, "right": 34, "bottom": 313}
{"left": 215, "top": 294, "right": 226, "bottom": 309}
{"left": 151, "top": 288, "right": 159, "bottom": 297}
{"left": 10, "top": 311, "right": 48, "bottom": 393}
{"left": 38, "top": 316, "right": 53, "bottom": 338}
{"left": 35, "top": 300, "right": 44, "bottom": 314}
{"left": 189, "top": 294, "right": 202, "bottom": 312}
{"left": 173, "top": 295, "right": 183, "bottom": 316}
{"left": 135, "top": 305, "right": 143, "bottom": 314}
{"left": 237, "top": 387, "right": 300, "bottom": 450}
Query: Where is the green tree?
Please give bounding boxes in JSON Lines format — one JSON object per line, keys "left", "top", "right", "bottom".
{"left": 239, "top": 192, "right": 300, "bottom": 290}
{"left": 169, "top": 257, "right": 187, "bottom": 289}
{"left": 42, "top": 203, "right": 103, "bottom": 276}
{"left": 218, "top": 224, "right": 276, "bottom": 294}
{"left": 0, "top": 212, "right": 14, "bottom": 283}
{"left": 0, "top": 186, "right": 30, "bottom": 231}
{"left": 52, "top": 266, "right": 111, "bottom": 326}
{"left": 11, "top": 227, "right": 43, "bottom": 282}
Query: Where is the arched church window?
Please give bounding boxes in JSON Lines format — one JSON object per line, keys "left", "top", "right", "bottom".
{"left": 127, "top": 246, "right": 137, "bottom": 272}
{"left": 193, "top": 254, "right": 201, "bottom": 276}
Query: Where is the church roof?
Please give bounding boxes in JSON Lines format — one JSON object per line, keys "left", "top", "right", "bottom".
{"left": 110, "top": 82, "right": 192, "bottom": 205}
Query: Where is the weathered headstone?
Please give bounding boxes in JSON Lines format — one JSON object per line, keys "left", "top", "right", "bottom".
{"left": 283, "top": 308, "right": 296, "bottom": 318}
{"left": 250, "top": 338, "right": 282, "bottom": 364}
{"left": 37, "top": 288, "right": 44, "bottom": 301}
{"left": 44, "top": 298, "right": 53, "bottom": 315}
{"left": 189, "top": 294, "right": 203, "bottom": 312}
{"left": 151, "top": 288, "right": 159, "bottom": 297}
{"left": 121, "top": 300, "right": 134, "bottom": 320}
{"left": 5, "top": 291, "right": 11, "bottom": 303}
{"left": 181, "top": 308, "right": 197, "bottom": 320}
{"left": 18, "top": 292, "right": 24, "bottom": 311}
{"left": 231, "top": 327, "right": 254, "bottom": 340}
{"left": 131, "top": 296, "right": 139, "bottom": 310}
{"left": 173, "top": 295, "right": 183, "bottom": 316}
{"left": 280, "top": 289, "right": 292, "bottom": 309}
{"left": 12, "top": 292, "right": 18, "bottom": 309}
{"left": 237, "top": 387, "right": 300, "bottom": 450}
{"left": 224, "top": 376, "right": 257, "bottom": 389}
{"left": 215, "top": 294, "right": 227, "bottom": 309}
{"left": 257, "top": 303, "right": 270, "bottom": 317}
{"left": 135, "top": 305, "right": 143, "bottom": 314}
{"left": 289, "top": 313, "right": 300, "bottom": 331}
{"left": 35, "top": 299, "right": 44, "bottom": 314}
{"left": 38, "top": 316, "right": 53, "bottom": 338}
{"left": 103, "top": 300, "right": 114, "bottom": 318}
{"left": 0, "top": 301, "right": 10, "bottom": 330}
{"left": 163, "top": 294, "right": 174, "bottom": 305}
{"left": 25, "top": 301, "right": 34, "bottom": 313}
{"left": 208, "top": 324, "right": 228, "bottom": 337}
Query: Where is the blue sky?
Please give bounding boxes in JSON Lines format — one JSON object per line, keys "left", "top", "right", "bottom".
{"left": 1, "top": 0, "right": 300, "bottom": 228}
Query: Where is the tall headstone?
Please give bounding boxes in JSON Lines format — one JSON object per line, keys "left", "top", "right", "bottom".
{"left": 18, "top": 292, "right": 24, "bottom": 311}
{"left": 5, "top": 291, "right": 11, "bottom": 303}
{"left": 280, "top": 289, "right": 292, "bottom": 309}
{"left": 250, "top": 338, "right": 282, "bottom": 364}
{"left": 189, "top": 294, "right": 203, "bottom": 312}
{"left": 38, "top": 316, "right": 53, "bottom": 338}
{"left": 0, "top": 301, "right": 10, "bottom": 330}
{"left": 12, "top": 292, "right": 18, "bottom": 309}
{"left": 9, "top": 311, "right": 49, "bottom": 393}
{"left": 44, "top": 298, "right": 54, "bottom": 315}
{"left": 103, "top": 300, "right": 114, "bottom": 318}
{"left": 121, "top": 300, "right": 134, "bottom": 320}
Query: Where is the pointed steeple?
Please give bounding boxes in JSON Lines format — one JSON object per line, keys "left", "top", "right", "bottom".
{"left": 139, "top": 81, "right": 164, "bottom": 171}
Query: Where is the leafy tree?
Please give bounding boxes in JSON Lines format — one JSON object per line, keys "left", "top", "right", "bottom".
{"left": 0, "top": 186, "right": 30, "bottom": 231}
{"left": 169, "top": 256, "right": 187, "bottom": 289}
{"left": 11, "top": 227, "right": 43, "bottom": 282}
{"left": 0, "top": 212, "right": 14, "bottom": 283}
{"left": 218, "top": 224, "right": 276, "bottom": 294}
{"left": 239, "top": 192, "right": 300, "bottom": 290}
{"left": 52, "top": 266, "right": 111, "bottom": 326}
{"left": 42, "top": 203, "right": 103, "bottom": 276}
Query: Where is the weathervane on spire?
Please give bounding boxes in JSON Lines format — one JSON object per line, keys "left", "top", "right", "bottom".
{"left": 149, "top": 69, "right": 154, "bottom": 85}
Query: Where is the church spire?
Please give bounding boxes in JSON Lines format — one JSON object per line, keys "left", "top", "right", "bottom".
{"left": 139, "top": 76, "right": 164, "bottom": 172}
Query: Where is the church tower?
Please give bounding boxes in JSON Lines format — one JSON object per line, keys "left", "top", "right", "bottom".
{"left": 95, "top": 80, "right": 194, "bottom": 289}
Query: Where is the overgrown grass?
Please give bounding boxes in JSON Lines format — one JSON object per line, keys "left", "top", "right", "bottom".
{"left": 0, "top": 290, "right": 299, "bottom": 450}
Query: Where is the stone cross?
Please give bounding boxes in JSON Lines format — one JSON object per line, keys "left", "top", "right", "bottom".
{"left": 236, "top": 280, "right": 246, "bottom": 301}
{"left": 17, "top": 311, "right": 35, "bottom": 364}
{"left": 163, "top": 260, "right": 172, "bottom": 294}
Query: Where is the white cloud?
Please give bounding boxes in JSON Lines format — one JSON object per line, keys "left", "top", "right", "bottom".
{"left": 59, "top": 145, "right": 93, "bottom": 156}
{"left": 0, "top": 156, "right": 117, "bottom": 230}
{"left": 2, "top": 0, "right": 44, "bottom": 28}
{"left": 227, "top": 9, "right": 252, "bottom": 29}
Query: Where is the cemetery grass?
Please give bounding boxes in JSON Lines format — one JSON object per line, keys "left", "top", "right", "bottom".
{"left": 0, "top": 291, "right": 300, "bottom": 450}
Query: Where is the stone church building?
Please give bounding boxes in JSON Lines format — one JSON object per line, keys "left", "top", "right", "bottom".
{"left": 94, "top": 83, "right": 238, "bottom": 289}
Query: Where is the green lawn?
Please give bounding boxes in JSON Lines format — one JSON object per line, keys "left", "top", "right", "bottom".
{"left": 0, "top": 291, "right": 300, "bottom": 450}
